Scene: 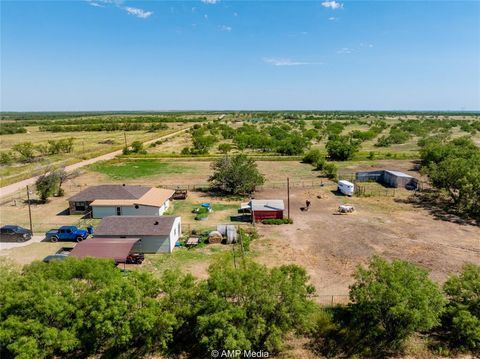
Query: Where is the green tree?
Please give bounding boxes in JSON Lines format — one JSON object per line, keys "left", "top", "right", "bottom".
{"left": 12, "top": 142, "right": 35, "bottom": 162}
{"left": 326, "top": 136, "right": 359, "bottom": 161}
{"left": 0, "top": 258, "right": 176, "bottom": 359}
{"left": 303, "top": 149, "right": 323, "bottom": 164}
{"left": 35, "top": 170, "right": 61, "bottom": 202}
{"left": 443, "top": 264, "right": 480, "bottom": 350}
{"left": 209, "top": 154, "right": 265, "bottom": 195}
{"left": 0, "top": 151, "right": 13, "bottom": 165}
{"left": 218, "top": 143, "right": 233, "bottom": 154}
{"left": 420, "top": 137, "right": 480, "bottom": 217}
{"left": 346, "top": 257, "right": 445, "bottom": 355}
{"left": 192, "top": 258, "right": 316, "bottom": 354}
{"left": 130, "top": 140, "right": 147, "bottom": 154}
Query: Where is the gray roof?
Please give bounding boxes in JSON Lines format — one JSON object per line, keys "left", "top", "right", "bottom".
{"left": 94, "top": 216, "right": 178, "bottom": 236}
{"left": 249, "top": 200, "right": 284, "bottom": 211}
{"left": 385, "top": 170, "right": 413, "bottom": 178}
{"left": 69, "top": 185, "right": 150, "bottom": 202}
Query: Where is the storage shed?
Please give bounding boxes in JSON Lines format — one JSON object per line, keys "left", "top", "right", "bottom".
{"left": 93, "top": 216, "right": 181, "bottom": 253}
{"left": 355, "top": 170, "right": 418, "bottom": 189}
{"left": 243, "top": 200, "right": 285, "bottom": 222}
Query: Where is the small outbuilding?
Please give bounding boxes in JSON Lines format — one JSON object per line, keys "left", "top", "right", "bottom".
{"left": 93, "top": 216, "right": 181, "bottom": 253}
{"left": 68, "top": 185, "right": 174, "bottom": 218}
{"left": 355, "top": 170, "right": 418, "bottom": 189}
{"left": 241, "top": 200, "right": 285, "bottom": 222}
{"left": 70, "top": 237, "right": 140, "bottom": 263}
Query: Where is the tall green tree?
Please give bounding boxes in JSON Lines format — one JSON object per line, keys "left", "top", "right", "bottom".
{"left": 209, "top": 154, "right": 265, "bottom": 195}
{"left": 443, "top": 264, "right": 480, "bottom": 350}
{"left": 345, "top": 257, "right": 445, "bottom": 355}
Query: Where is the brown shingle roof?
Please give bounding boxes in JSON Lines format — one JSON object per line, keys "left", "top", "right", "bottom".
{"left": 68, "top": 185, "right": 150, "bottom": 202}
{"left": 94, "top": 216, "right": 178, "bottom": 236}
{"left": 89, "top": 188, "right": 175, "bottom": 208}
{"left": 70, "top": 237, "right": 139, "bottom": 262}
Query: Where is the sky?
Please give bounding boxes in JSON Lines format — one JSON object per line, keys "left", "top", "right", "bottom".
{"left": 0, "top": 0, "right": 479, "bottom": 111}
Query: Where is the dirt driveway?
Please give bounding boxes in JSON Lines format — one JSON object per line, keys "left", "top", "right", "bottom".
{"left": 252, "top": 184, "right": 480, "bottom": 297}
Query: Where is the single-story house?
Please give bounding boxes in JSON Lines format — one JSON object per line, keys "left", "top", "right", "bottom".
{"left": 68, "top": 185, "right": 174, "bottom": 218}
{"left": 241, "top": 199, "right": 285, "bottom": 221}
{"left": 70, "top": 237, "right": 140, "bottom": 263}
{"left": 93, "top": 216, "right": 181, "bottom": 253}
{"left": 355, "top": 170, "right": 418, "bottom": 189}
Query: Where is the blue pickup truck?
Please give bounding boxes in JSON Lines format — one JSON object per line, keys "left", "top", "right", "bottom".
{"left": 45, "top": 226, "right": 92, "bottom": 242}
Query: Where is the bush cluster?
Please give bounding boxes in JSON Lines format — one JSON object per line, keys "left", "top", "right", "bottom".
{"left": 0, "top": 257, "right": 315, "bottom": 358}
{"left": 261, "top": 218, "right": 293, "bottom": 225}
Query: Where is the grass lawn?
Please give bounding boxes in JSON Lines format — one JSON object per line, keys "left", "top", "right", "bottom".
{"left": 90, "top": 159, "right": 196, "bottom": 179}
{"left": 142, "top": 244, "right": 231, "bottom": 278}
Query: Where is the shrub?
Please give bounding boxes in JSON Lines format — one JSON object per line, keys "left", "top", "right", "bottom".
{"left": 442, "top": 264, "right": 480, "bottom": 350}
{"left": 261, "top": 218, "right": 293, "bottom": 225}
{"left": 0, "top": 151, "right": 13, "bottom": 165}
{"left": 12, "top": 142, "right": 35, "bottom": 162}
{"left": 322, "top": 163, "right": 338, "bottom": 179}
{"left": 218, "top": 143, "right": 233, "bottom": 154}
{"left": 345, "top": 257, "right": 445, "bottom": 355}
{"left": 303, "top": 149, "right": 323, "bottom": 164}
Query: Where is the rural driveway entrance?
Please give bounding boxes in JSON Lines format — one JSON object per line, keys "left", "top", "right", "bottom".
{"left": 0, "top": 127, "right": 191, "bottom": 199}
{"left": 0, "top": 235, "right": 45, "bottom": 251}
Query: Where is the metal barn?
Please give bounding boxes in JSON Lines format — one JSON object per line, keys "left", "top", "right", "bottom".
{"left": 355, "top": 170, "right": 418, "bottom": 189}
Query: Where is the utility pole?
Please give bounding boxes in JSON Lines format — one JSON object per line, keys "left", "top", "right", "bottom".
{"left": 123, "top": 132, "right": 127, "bottom": 148}
{"left": 287, "top": 177, "right": 290, "bottom": 220}
{"left": 26, "top": 185, "right": 33, "bottom": 234}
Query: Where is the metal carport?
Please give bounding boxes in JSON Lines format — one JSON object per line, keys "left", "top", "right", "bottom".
{"left": 70, "top": 237, "right": 140, "bottom": 263}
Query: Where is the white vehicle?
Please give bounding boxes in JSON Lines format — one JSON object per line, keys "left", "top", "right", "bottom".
{"left": 337, "top": 180, "right": 355, "bottom": 196}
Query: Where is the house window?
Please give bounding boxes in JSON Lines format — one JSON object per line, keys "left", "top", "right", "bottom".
{"left": 116, "top": 207, "right": 121, "bottom": 216}
{"left": 134, "top": 204, "right": 139, "bottom": 209}
{"left": 74, "top": 202, "right": 86, "bottom": 211}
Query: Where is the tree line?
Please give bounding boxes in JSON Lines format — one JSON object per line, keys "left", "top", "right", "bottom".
{"left": 0, "top": 256, "right": 477, "bottom": 358}
{"left": 0, "top": 138, "right": 74, "bottom": 165}
{"left": 419, "top": 135, "right": 480, "bottom": 219}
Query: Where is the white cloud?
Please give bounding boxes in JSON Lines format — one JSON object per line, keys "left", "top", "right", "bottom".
{"left": 362, "top": 43, "right": 374, "bottom": 48}
{"left": 201, "top": 0, "right": 220, "bottom": 4}
{"left": 263, "top": 58, "right": 322, "bottom": 66}
{"left": 125, "top": 6, "right": 153, "bottom": 18}
{"left": 321, "top": 1, "right": 343, "bottom": 10}
{"left": 220, "top": 25, "right": 232, "bottom": 32}
{"left": 328, "top": 16, "right": 337, "bottom": 21}
{"left": 337, "top": 47, "right": 352, "bottom": 54}
{"left": 89, "top": 2, "right": 104, "bottom": 7}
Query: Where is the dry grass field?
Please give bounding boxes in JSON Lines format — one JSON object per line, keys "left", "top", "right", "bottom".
{"left": 0, "top": 122, "right": 193, "bottom": 186}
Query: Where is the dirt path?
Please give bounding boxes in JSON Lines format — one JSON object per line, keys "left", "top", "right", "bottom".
{"left": 0, "top": 127, "right": 191, "bottom": 199}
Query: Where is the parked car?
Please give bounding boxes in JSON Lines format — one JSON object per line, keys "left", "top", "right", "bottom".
{"left": 43, "top": 254, "right": 69, "bottom": 263}
{"left": 0, "top": 225, "right": 32, "bottom": 242}
{"left": 126, "top": 253, "right": 145, "bottom": 264}
{"left": 45, "top": 226, "right": 90, "bottom": 242}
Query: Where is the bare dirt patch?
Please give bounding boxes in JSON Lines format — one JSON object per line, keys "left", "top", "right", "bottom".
{"left": 252, "top": 184, "right": 480, "bottom": 297}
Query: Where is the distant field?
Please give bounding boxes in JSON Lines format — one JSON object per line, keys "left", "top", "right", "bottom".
{"left": 1, "top": 112, "right": 479, "bottom": 188}
{"left": 0, "top": 122, "right": 194, "bottom": 186}
{"left": 90, "top": 159, "right": 197, "bottom": 180}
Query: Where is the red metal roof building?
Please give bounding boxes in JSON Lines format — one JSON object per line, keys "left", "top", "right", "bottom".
{"left": 70, "top": 237, "right": 140, "bottom": 263}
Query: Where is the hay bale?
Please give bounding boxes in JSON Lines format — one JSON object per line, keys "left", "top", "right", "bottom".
{"left": 208, "top": 231, "right": 223, "bottom": 244}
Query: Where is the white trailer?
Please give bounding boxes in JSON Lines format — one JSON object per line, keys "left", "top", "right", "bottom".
{"left": 338, "top": 180, "right": 355, "bottom": 196}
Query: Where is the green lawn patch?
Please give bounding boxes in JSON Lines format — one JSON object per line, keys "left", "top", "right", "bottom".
{"left": 90, "top": 159, "right": 194, "bottom": 179}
